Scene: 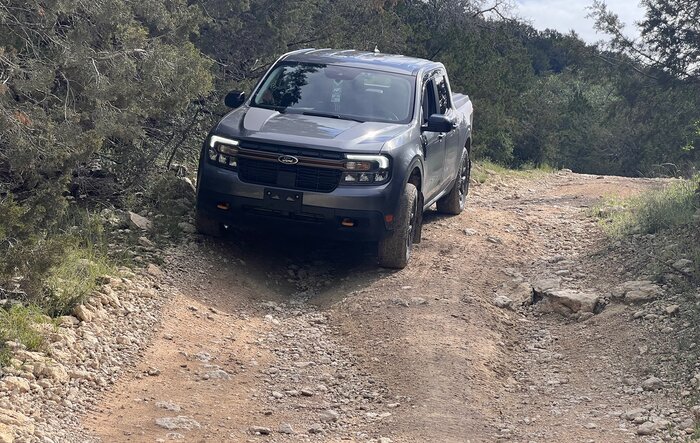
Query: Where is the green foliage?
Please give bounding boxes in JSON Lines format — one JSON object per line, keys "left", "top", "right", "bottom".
{"left": 596, "top": 177, "right": 700, "bottom": 236}
{"left": 43, "top": 245, "right": 113, "bottom": 317}
{"left": 0, "top": 305, "right": 49, "bottom": 365}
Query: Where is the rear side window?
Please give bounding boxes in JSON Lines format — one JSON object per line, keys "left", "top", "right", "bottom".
{"left": 421, "top": 80, "right": 437, "bottom": 124}
{"left": 435, "top": 75, "right": 451, "bottom": 114}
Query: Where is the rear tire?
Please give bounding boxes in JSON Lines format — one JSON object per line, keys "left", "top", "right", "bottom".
{"left": 195, "top": 209, "right": 223, "bottom": 237}
{"left": 436, "top": 149, "right": 471, "bottom": 215}
{"left": 378, "top": 183, "right": 419, "bottom": 269}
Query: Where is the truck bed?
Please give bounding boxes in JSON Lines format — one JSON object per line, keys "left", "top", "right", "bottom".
{"left": 452, "top": 93, "right": 471, "bottom": 111}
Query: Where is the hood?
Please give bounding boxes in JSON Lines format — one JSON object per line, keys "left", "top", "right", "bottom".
{"left": 214, "top": 106, "right": 410, "bottom": 153}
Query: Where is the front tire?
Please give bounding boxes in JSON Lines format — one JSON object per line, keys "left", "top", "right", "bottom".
{"left": 436, "top": 149, "right": 471, "bottom": 215}
{"left": 195, "top": 209, "right": 223, "bottom": 237}
{"left": 378, "top": 183, "right": 419, "bottom": 269}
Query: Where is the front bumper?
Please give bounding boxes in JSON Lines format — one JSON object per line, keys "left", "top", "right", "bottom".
{"left": 196, "top": 161, "right": 398, "bottom": 241}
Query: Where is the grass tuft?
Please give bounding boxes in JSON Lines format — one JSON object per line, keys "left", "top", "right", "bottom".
{"left": 43, "top": 245, "right": 114, "bottom": 316}
{"left": 0, "top": 305, "right": 49, "bottom": 366}
{"left": 472, "top": 160, "right": 557, "bottom": 183}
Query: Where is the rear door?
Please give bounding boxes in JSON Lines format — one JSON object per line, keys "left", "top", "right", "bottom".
{"left": 420, "top": 75, "right": 447, "bottom": 201}
{"left": 434, "top": 72, "right": 460, "bottom": 189}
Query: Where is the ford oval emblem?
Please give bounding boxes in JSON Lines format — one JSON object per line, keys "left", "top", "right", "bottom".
{"left": 278, "top": 155, "right": 299, "bottom": 165}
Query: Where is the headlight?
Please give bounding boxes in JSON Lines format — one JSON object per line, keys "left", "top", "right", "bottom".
{"left": 208, "top": 135, "right": 239, "bottom": 169}
{"left": 341, "top": 155, "right": 391, "bottom": 185}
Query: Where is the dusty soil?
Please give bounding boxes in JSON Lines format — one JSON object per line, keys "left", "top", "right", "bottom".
{"left": 83, "top": 171, "right": 694, "bottom": 442}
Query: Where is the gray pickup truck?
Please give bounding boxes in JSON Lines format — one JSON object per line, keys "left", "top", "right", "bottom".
{"left": 196, "top": 49, "right": 473, "bottom": 268}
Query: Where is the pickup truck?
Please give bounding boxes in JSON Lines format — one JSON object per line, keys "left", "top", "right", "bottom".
{"left": 195, "top": 49, "right": 473, "bottom": 268}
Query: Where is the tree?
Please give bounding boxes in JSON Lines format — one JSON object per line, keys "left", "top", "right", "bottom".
{"left": 591, "top": 0, "right": 700, "bottom": 80}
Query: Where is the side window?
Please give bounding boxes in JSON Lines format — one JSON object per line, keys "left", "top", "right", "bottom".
{"left": 421, "top": 80, "right": 437, "bottom": 124}
{"left": 435, "top": 75, "right": 451, "bottom": 114}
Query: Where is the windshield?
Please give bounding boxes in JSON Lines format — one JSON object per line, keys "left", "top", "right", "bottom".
{"left": 250, "top": 62, "right": 415, "bottom": 124}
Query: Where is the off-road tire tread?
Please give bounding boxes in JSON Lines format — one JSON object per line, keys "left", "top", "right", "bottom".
{"left": 378, "top": 183, "right": 418, "bottom": 269}
{"left": 436, "top": 150, "right": 470, "bottom": 215}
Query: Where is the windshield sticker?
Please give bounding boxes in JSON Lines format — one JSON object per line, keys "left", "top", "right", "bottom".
{"left": 331, "top": 80, "right": 343, "bottom": 103}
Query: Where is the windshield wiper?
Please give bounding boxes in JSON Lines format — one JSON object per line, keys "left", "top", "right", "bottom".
{"left": 300, "top": 111, "right": 364, "bottom": 123}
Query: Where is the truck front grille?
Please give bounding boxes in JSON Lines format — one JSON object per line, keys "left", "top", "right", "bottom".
{"left": 238, "top": 158, "right": 342, "bottom": 193}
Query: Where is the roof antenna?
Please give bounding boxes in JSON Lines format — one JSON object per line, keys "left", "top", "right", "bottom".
{"left": 374, "top": 45, "right": 380, "bottom": 54}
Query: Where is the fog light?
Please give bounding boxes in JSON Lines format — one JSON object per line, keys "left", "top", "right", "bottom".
{"left": 217, "top": 202, "right": 230, "bottom": 210}
{"left": 341, "top": 218, "right": 355, "bottom": 227}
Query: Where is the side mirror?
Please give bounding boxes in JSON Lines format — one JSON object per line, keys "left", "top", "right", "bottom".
{"left": 423, "top": 114, "right": 455, "bottom": 133}
{"left": 224, "top": 90, "right": 246, "bottom": 108}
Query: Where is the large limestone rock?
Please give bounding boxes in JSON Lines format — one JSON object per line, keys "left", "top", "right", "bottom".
{"left": 537, "top": 289, "right": 600, "bottom": 315}
{"left": 614, "top": 280, "right": 663, "bottom": 303}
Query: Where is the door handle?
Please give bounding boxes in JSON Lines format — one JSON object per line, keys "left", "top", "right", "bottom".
{"left": 437, "top": 133, "right": 445, "bottom": 140}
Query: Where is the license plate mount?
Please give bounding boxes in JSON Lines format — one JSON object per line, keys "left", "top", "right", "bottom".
{"left": 263, "top": 188, "right": 303, "bottom": 212}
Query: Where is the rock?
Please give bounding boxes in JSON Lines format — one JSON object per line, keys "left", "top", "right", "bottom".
{"left": 672, "top": 259, "right": 693, "bottom": 271}
{"left": 487, "top": 236, "right": 503, "bottom": 244}
{"left": 41, "top": 364, "right": 69, "bottom": 384}
{"left": 532, "top": 278, "right": 561, "bottom": 294}
{"left": 308, "top": 424, "right": 324, "bottom": 434}
{"left": 72, "top": 304, "right": 93, "bottom": 322}
{"left": 128, "top": 211, "right": 152, "bottom": 231}
{"left": 147, "top": 263, "right": 163, "bottom": 277}
{"left": 379, "top": 438, "right": 393, "bottom": 443}
{"left": 623, "top": 408, "right": 646, "bottom": 421}
{"left": 614, "top": 280, "right": 662, "bottom": 303}
{"left": 493, "top": 295, "right": 513, "bottom": 309}
{"left": 178, "top": 222, "right": 196, "bottom": 234}
{"left": 511, "top": 282, "right": 534, "bottom": 306}
{"left": 278, "top": 423, "right": 294, "bottom": 434}
{"left": 641, "top": 376, "right": 663, "bottom": 391}
{"left": 0, "top": 424, "right": 12, "bottom": 443}
{"left": 536, "top": 288, "right": 600, "bottom": 315}
{"left": 155, "top": 416, "right": 200, "bottom": 431}
{"left": 155, "top": 401, "right": 181, "bottom": 412}
{"left": 2, "top": 376, "right": 30, "bottom": 393}
{"left": 637, "top": 421, "right": 656, "bottom": 435}
{"left": 206, "top": 369, "right": 231, "bottom": 380}
{"left": 665, "top": 304, "right": 680, "bottom": 315}
{"left": 319, "top": 409, "right": 339, "bottom": 423}
{"left": 463, "top": 228, "right": 477, "bottom": 236}
{"left": 249, "top": 426, "right": 271, "bottom": 435}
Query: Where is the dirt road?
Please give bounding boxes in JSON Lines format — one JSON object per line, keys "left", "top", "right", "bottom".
{"left": 83, "top": 171, "right": 691, "bottom": 442}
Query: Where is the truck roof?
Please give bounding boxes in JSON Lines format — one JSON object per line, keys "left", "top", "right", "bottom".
{"left": 282, "top": 49, "right": 442, "bottom": 76}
